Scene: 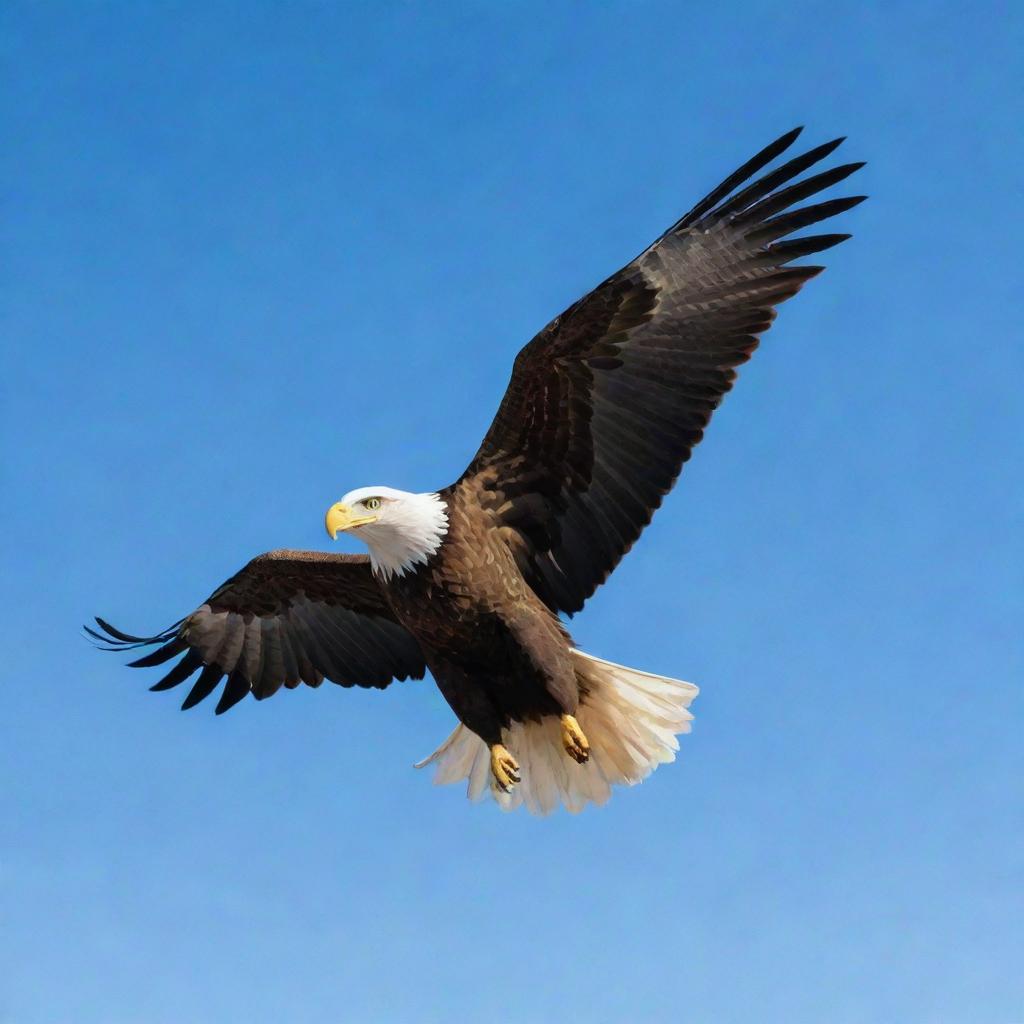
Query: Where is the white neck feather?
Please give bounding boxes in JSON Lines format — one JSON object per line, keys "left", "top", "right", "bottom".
{"left": 359, "top": 491, "right": 449, "bottom": 581}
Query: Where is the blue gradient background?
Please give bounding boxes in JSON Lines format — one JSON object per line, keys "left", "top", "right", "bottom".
{"left": 3, "top": 4, "right": 1021, "bottom": 1022}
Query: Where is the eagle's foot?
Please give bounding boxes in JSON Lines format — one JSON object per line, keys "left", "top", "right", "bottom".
{"left": 561, "top": 714, "right": 590, "bottom": 764}
{"left": 489, "top": 743, "right": 520, "bottom": 792}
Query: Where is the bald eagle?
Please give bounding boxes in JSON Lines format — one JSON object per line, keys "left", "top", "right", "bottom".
{"left": 91, "top": 127, "right": 864, "bottom": 814}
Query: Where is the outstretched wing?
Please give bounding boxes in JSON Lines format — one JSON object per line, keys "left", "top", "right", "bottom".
{"left": 455, "top": 127, "right": 865, "bottom": 615}
{"left": 89, "top": 550, "right": 426, "bottom": 714}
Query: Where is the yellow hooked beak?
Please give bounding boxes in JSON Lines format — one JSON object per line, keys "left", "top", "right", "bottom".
{"left": 324, "top": 502, "right": 378, "bottom": 539}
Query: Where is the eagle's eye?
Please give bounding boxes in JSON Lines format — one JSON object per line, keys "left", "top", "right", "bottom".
{"left": 364, "top": 497, "right": 382, "bottom": 511}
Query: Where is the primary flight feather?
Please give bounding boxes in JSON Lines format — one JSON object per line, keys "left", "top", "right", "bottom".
{"left": 92, "top": 127, "right": 865, "bottom": 814}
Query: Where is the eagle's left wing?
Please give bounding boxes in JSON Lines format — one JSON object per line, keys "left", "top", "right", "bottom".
{"left": 454, "top": 127, "right": 865, "bottom": 616}
{"left": 89, "top": 550, "right": 426, "bottom": 713}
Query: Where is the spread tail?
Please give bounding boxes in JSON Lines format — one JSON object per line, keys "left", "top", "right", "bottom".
{"left": 415, "top": 649, "right": 698, "bottom": 815}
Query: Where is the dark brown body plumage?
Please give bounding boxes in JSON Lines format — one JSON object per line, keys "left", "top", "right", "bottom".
{"left": 91, "top": 127, "right": 864, "bottom": 748}
{"left": 383, "top": 481, "right": 578, "bottom": 745}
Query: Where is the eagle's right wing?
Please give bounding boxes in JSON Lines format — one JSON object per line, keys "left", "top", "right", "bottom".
{"left": 89, "top": 550, "right": 426, "bottom": 713}
{"left": 455, "top": 127, "right": 865, "bottom": 616}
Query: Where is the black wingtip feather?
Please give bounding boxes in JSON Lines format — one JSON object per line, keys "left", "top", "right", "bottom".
{"left": 769, "top": 233, "right": 853, "bottom": 261}
{"left": 214, "top": 671, "right": 251, "bottom": 715}
{"left": 735, "top": 162, "right": 866, "bottom": 229}
{"left": 83, "top": 625, "right": 133, "bottom": 651}
{"left": 127, "top": 638, "right": 188, "bottom": 669}
{"left": 745, "top": 195, "right": 867, "bottom": 243}
{"left": 713, "top": 138, "right": 849, "bottom": 222}
{"left": 93, "top": 617, "right": 153, "bottom": 644}
{"left": 85, "top": 624, "right": 167, "bottom": 652}
{"left": 88, "top": 616, "right": 183, "bottom": 649}
{"left": 149, "top": 650, "right": 202, "bottom": 692}
{"left": 181, "top": 663, "right": 226, "bottom": 710}
{"left": 676, "top": 126, "right": 806, "bottom": 230}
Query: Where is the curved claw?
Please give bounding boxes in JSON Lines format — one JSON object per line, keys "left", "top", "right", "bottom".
{"left": 561, "top": 714, "right": 591, "bottom": 764}
{"left": 489, "top": 744, "right": 520, "bottom": 792}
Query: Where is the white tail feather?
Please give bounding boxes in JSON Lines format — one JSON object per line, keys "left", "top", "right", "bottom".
{"left": 414, "top": 649, "right": 698, "bottom": 815}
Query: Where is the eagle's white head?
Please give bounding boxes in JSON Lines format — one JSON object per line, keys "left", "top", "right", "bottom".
{"left": 324, "top": 486, "right": 449, "bottom": 580}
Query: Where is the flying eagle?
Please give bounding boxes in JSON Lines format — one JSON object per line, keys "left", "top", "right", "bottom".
{"left": 91, "top": 127, "right": 864, "bottom": 814}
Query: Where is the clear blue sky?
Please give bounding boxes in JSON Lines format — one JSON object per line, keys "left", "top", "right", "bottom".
{"left": 3, "top": 3, "right": 1021, "bottom": 1022}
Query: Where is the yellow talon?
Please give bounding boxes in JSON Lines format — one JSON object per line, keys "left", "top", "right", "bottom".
{"left": 490, "top": 743, "right": 520, "bottom": 792}
{"left": 561, "top": 714, "right": 590, "bottom": 764}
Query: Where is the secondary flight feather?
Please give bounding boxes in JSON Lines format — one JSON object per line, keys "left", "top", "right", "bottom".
{"left": 91, "top": 127, "right": 865, "bottom": 814}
